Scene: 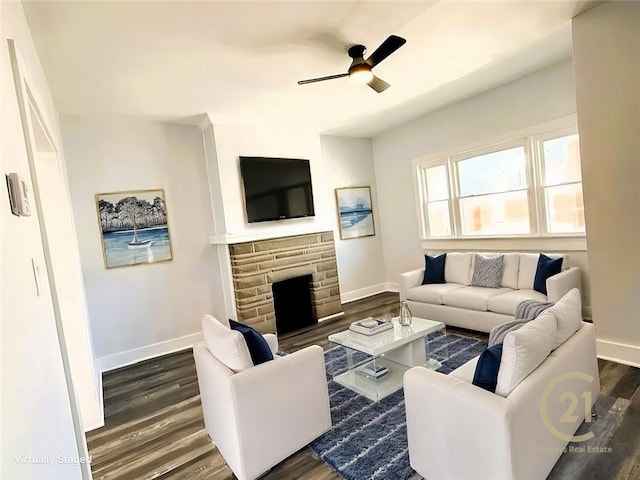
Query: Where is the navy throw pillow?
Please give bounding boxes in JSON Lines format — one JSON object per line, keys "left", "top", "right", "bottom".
{"left": 422, "top": 253, "right": 447, "bottom": 284}
{"left": 472, "top": 343, "right": 503, "bottom": 393}
{"left": 229, "top": 319, "right": 274, "bottom": 366}
{"left": 533, "top": 254, "right": 563, "bottom": 295}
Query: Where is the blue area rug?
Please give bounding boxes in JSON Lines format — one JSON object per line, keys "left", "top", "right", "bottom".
{"left": 309, "top": 332, "right": 487, "bottom": 480}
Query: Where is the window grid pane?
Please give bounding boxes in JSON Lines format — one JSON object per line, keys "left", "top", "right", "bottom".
{"left": 459, "top": 190, "right": 530, "bottom": 236}
{"left": 544, "top": 184, "right": 585, "bottom": 234}
{"left": 425, "top": 165, "right": 449, "bottom": 201}
{"left": 457, "top": 146, "right": 527, "bottom": 197}
{"left": 542, "top": 134, "right": 581, "bottom": 186}
{"left": 426, "top": 200, "right": 452, "bottom": 237}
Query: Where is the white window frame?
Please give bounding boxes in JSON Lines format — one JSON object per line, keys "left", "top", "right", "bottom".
{"left": 414, "top": 117, "right": 584, "bottom": 241}
{"left": 532, "top": 127, "right": 583, "bottom": 236}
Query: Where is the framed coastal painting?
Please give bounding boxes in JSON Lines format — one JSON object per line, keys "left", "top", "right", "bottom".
{"left": 96, "top": 189, "right": 173, "bottom": 269}
{"left": 335, "top": 186, "right": 375, "bottom": 240}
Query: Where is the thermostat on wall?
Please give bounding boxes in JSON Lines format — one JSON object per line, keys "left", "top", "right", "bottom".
{"left": 6, "top": 173, "right": 32, "bottom": 217}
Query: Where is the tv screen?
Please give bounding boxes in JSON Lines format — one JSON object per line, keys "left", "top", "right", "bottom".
{"left": 239, "top": 156, "right": 315, "bottom": 223}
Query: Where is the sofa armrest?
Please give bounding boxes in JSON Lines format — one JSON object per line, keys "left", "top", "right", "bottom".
{"left": 230, "top": 345, "right": 331, "bottom": 480}
{"left": 399, "top": 268, "right": 424, "bottom": 301}
{"left": 404, "top": 367, "right": 514, "bottom": 479}
{"left": 262, "top": 333, "right": 279, "bottom": 355}
{"left": 546, "top": 267, "right": 581, "bottom": 303}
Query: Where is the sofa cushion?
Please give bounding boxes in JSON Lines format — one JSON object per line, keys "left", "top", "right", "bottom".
{"left": 517, "top": 253, "right": 540, "bottom": 290}
{"left": 229, "top": 319, "right": 274, "bottom": 366}
{"left": 501, "top": 253, "right": 521, "bottom": 290}
{"left": 202, "top": 315, "right": 253, "bottom": 372}
{"left": 472, "top": 343, "right": 504, "bottom": 393}
{"left": 487, "top": 289, "right": 548, "bottom": 316}
{"left": 422, "top": 253, "right": 447, "bottom": 284}
{"left": 406, "top": 283, "right": 467, "bottom": 305}
{"left": 450, "top": 356, "right": 479, "bottom": 383}
{"left": 533, "top": 254, "right": 563, "bottom": 295}
{"left": 442, "top": 286, "right": 513, "bottom": 312}
{"left": 495, "top": 311, "right": 557, "bottom": 397}
{"left": 547, "top": 288, "right": 583, "bottom": 350}
{"left": 471, "top": 254, "right": 504, "bottom": 288}
{"left": 444, "top": 252, "right": 473, "bottom": 285}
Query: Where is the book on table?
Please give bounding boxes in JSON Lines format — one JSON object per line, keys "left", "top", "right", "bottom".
{"left": 349, "top": 317, "right": 393, "bottom": 335}
{"left": 356, "top": 362, "right": 389, "bottom": 379}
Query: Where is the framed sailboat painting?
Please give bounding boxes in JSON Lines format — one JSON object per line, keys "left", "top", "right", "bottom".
{"left": 95, "top": 189, "right": 173, "bottom": 269}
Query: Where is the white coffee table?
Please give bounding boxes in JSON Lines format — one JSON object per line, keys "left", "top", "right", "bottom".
{"left": 328, "top": 317, "right": 446, "bottom": 401}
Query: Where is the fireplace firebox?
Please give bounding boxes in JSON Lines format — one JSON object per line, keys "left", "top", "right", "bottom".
{"left": 272, "top": 274, "right": 315, "bottom": 335}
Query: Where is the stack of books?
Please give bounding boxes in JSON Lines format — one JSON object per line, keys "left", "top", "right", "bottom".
{"left": 356, "top": 362, "right": 389, "bottom": 379}
{"left": 349, "top": 317, "right": 393, "bottom": 336}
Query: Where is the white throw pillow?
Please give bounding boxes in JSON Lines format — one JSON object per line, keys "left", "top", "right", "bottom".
{"left": 444, "top": 252, "right": 473, "bottom": 285}
{"left": 202, "top": 314, "right": 253, "bottom": 372}
{"left": 547, "top": 288, "right": 583, "bottom": 349}
{"left": 495, "top": 311, "right": 557, "bottom": 397}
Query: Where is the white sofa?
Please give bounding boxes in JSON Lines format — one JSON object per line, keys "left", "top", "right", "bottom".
{"left": 400, "top": 252, "right": 582, "bottom": 332}
{"left": 404, "top": 290, "right": 600, "bottom": 480}
{"left": 193, "top": 315, "right": 332, "bottom": 480}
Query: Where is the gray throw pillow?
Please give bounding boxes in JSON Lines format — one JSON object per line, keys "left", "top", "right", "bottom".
{"left": 471, "top": 254, "right": 504, "bottom": 288}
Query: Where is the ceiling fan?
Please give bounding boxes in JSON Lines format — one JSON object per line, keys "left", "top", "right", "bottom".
{"left": 297, "top": 35, "right": 407, "bottom": 93}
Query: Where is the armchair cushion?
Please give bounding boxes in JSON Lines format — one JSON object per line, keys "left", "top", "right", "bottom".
{"left": 495, "top": 310, "right": 557, "bottom": 397}
{"left": 230, "top": 320, "right": 273, "bottom": 365}
{"left": 547, "top": 288, "right": 583, "bottom": 350}
{"left": 203, "top": 315, "right": 253, "bottom": 373}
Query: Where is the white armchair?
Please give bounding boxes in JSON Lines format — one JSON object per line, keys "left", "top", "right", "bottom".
{"left": 193, "top": 315, "right": 331, "bottom": 480}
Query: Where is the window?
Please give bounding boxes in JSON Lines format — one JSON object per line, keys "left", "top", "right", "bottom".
{"left": 417, "top": 125, "right": 584, "bottom": 239}
{"left": 538, "top": 134, "right": 584, "bottom": 234}
{"left": 455, "top": 144, "right": 530, "bottom": 236}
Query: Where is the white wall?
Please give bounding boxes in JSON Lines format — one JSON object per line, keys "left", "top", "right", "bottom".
{"left": 572, "top": 2, "right": 640, "bottom": 366}
{"left": 61, "top": 116, "right": 224, "bottom": 370}
{"left": 206, "top": 123, "right": 332, "bottom": 241}
{"left": 371, "top": 60, "right": 590, "bottom": 305}
{"left": 1, "top": 1, "right": 85, "bottom": 478}
{"left": 320, "top": 135, "right": 387, "bottom": 301}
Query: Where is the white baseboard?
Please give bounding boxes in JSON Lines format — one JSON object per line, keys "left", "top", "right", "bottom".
{"left": 596, "top": 338, "right": 640, "bottom": 368}
{"left": 98, "top": 332, "right": 204, "bottom": 373}
{"left": 341, "top": 283, "right": 398, "bottom": 304}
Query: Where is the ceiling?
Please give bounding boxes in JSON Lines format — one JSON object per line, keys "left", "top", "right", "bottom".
{"left": 22, "top": 1, "right": 596, "bottom": 137}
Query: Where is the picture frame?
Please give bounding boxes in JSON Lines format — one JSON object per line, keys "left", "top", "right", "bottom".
{"left": 96, "top": 189, "right": 173, "bottom": 269}
{"left": 335, "top": 186, "right": 376, "bottom": 240}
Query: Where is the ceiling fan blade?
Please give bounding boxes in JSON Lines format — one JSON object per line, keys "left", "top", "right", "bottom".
{"left": 298, "top": 73, "right": 348, "bottom": 85}
{"left": 366, "top": 35, "right": 407, "bottom": 68}
{"left": 367, "top": 75, "right": 390, "bottom": 93}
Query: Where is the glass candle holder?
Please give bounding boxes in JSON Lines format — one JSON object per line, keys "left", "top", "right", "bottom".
{"left": 399, "top": 301, "right": 413, "bottom": 326}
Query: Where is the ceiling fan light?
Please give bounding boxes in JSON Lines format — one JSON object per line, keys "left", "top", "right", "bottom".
{"left": 349, "top": 65, "right": 374, "bottom": 84}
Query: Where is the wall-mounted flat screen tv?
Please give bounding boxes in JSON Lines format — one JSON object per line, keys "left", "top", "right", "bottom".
{"left": 239, "top": 156, "right": 315, "bottom": 223}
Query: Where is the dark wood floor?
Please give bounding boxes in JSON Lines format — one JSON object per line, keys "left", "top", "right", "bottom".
{"left": 86, "top": 292, "right": 640, "bottom": 480}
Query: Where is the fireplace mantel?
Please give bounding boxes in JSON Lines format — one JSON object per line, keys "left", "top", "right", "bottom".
{"left": 209, "top": 226, "right": 333, "bottom": 245}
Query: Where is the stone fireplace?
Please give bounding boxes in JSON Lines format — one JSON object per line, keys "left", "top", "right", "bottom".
{"left": 228, "top": 231, "right": 343, "bottom": 334}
